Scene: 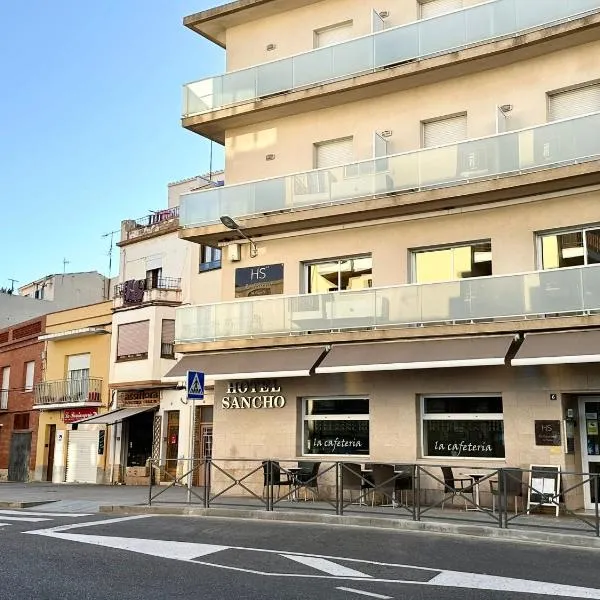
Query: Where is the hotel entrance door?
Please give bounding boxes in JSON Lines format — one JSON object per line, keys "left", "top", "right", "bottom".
{"left": 579, "top": 397, "right": 600, "bottom": 510}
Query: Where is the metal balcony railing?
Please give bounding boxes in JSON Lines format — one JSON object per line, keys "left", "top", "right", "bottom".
{"left": 33, "top": 377, "right": 103, "bottom": 406}
{"left": 130, "top": 206, "right": 179, "bottom": 229}
{"left": 114, "top": 277, "right": 182, "bottom": 299}
{"left": 183, "top": 0, "right": 600, "bottom": 117}
{"left": 180, "top": 112, "right": 600, "bottom": 229}
{"left": 176, "top": 264, "right": 600, "bottom": 343}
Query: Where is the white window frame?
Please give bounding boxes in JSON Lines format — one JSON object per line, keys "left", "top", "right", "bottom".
{"left": 24, "top": 361, "right": 35, "bottom": 392}
{"left": 0, "top": 366, "right": 9, "bottom": 410}
{"left": 410, "top": 240, "right": 492, "bottom": 283}
{"left": 420, "top": 394, "right": 504, "bottom": 460}
{"left": 303, "top": 254, "right": 373, "bottom": 294}
{"left": 302, "top": 396, "right": 370, "bottom": 457}
{"left": 536, "top": 224, "right": 600, "bottom": 270}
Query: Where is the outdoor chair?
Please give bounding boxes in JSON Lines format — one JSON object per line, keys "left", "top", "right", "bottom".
{"left": 342, "top": 463, "right": 374, "bottom": 506}
{"left": 262, "top": 461, "right": 293, "bottom": 500}
{"left": 441, "top": 466, "right": 475, "bottom": 510}
{"left": 372, "top": 464, "right": 413, "bottom": 508}
{"left": 490, "top": 469, "right": 524, "bottom": 516}
{"left": 295, "top": 461, "right": 320, "bottom": 501}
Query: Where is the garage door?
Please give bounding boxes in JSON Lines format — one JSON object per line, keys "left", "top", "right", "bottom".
{"left": 66, "top": 430, "right": 99, "bottom": 484}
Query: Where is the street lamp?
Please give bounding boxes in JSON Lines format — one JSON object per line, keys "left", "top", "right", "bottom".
{"left": 219, "top": 215, "right": 258, "bottom": 258}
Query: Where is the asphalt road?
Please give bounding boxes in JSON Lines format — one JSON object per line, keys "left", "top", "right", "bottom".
{"left": 0, "top": 510, "right": 599, "bottom": 599}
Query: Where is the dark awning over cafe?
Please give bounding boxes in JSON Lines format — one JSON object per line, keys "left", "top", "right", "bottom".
{"left": 512, "top": 330, "right": 600, "bottom": 366}
{"left": 165, "top": 346, "right": 329, "bottom": 380}
{"left": 315, "top": 335, "right": 518, "bottom": 374}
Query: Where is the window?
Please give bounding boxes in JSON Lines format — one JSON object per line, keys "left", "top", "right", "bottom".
{"left": 419, "top": 0, "right": 463, "bottom": 19}
{"left": 539, "top": 227, "right": 600, "bottom": 269}
{"left": 146, "top": 268, "right": 162, "bottom": 290}
{"left": 412, "top": 241, "right": 492, "bottom": 283}
{"left": 422, "top": 113, "right": 467, "bottom": 148}
{"left": 1, "top": 366, "right": 9, "bottom": 410}
{"left": 24, "top": 361, "right": 35, "bottom": 392}
{"left": 117, "top": 321, "right": 150, "bottom": 361}
{"left": 548, "top": 83, "right": 600, "bottom": 121}
{"left": 306, "top": 256, "right": 373, "bottom": 293}
{"left": 200, "top": 245, "right": 222, "bottom": 272}
{"left": 315, "top": 137, "right": 353, "bottom": 169}
{"left": 303, "top": 398, "right": 369, "bottom": 455}
{"left": 13, "top": 413, "right": 30, "bottom": 430}
{"left": 314, "top": 21, "right": 353, "bottom": 48}
{"left": 422, "top": 395, "right": 505, "bottom": 459}
{"left": 67, "top": 354, "right": 90, "bottom": 399}
{"left": 161, "top": 319, "right": 176, "bottom": 359}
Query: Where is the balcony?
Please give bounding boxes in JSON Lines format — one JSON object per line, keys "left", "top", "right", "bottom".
{"left": 120, "top": 207, "right": 179, "bottom": 244}
{"left": 183, "top": 0, "right": 600, "bottom": 124}
{"left": 176, "top": 264, "right": 600, "bottom": 344}
{"left": 34, "top": 378, "right": 103, "bottom": 408}
{"left": 180, "top": 112, "right": 600, "bottom": 242}
{"left": 113, "top": 277, "right": 182, "bottom": 310}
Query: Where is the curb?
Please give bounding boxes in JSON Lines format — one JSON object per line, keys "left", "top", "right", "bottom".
{"left": 0, "top": 501, "right": 51, "bottom": 509}
{"left": 99, "top": 505, "right": 600, "bottom": 550}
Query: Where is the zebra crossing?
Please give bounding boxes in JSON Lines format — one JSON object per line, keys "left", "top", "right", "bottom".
{"left": 0, "top": 509, "right": 93, "bottom": 531}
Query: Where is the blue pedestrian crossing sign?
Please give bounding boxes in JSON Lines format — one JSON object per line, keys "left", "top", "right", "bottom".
{"left": 186, "top": 371, "right": 205, "bottom": 400}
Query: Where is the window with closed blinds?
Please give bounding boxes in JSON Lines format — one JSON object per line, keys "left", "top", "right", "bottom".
{"left": 24, "top": 361, "right": 35, "bottom": 392}
{"left": 419, "top": 0, "right": 463, "bottom": 19}
{"left": 117, "top": 320, "right": 150, "bottom": 360}
{"left": 548, "top": 84, "right": 600, "bottom": 121}
{"left": 315, "top": 137, "right": 353, "bottom": 169}
{"left": 161, "top": 319, "right": 176, "bottom": 359}
{"left": 314, "top": 21, "right": 353, "bottom": 48}
{"left": 423, "top": 114, "right": 467, "bottom": 148}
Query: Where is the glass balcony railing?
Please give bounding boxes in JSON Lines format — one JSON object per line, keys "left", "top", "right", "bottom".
{"left": 180, "top": 111, "right": 600, "bottom": 229}
{"left": 183, "top": 0, "right": 600, "bottom": 117}
{"left": 176, "top": 264, "right": 600, "bottom": 343}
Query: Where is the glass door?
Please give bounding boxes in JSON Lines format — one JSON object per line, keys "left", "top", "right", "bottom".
{"left": 579, "top": 397, "right": 600, "bottom": 509}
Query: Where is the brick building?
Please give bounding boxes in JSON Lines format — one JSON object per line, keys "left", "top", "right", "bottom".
{"left": 0, "top": 316, "right": 45, "bottom": 481}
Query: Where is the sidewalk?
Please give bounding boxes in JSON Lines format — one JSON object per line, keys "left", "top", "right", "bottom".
{"left": 1, "top": 481, "right": 599, "bottom": 549}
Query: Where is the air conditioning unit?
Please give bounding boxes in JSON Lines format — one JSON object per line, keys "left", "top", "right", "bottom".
{"left": 227, "top": 244, "right": 241, "bottom": 262}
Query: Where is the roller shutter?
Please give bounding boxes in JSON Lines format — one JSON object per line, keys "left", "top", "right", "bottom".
{"left": 423, "top": 114, "right": 467, "bottom": 148}
{"left": 315, "top": 137, "right": 353, "bottom": 168}
{"left": 548, "top": 84, "right": 600, "bottom": 121}
{"left": 315, "top": 21, "right": 353, "bottom": 47}
{"left": 65, "top": 430, "right": 99, "bottom": 484}
{"left": 420, "top": 0, "right": 463, "bottom": 19}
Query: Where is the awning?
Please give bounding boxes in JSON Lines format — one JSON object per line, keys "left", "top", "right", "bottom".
{"left": 315, "top": 335, "right": 517, "bottom": 374}
{"left": 165, "top": 346, "right": 328, "bottom": 381}
{"left": 512, "top": 330, "right": 600, "bottom": 366}
{"left": 74, "top": 406, "right": 157, "bottom": 425}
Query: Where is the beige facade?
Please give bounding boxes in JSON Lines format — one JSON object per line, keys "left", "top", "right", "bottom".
{"left": 175, "top": 0, "right": 600, "bottom": 510}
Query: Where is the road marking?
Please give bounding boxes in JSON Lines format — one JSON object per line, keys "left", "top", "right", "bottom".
{"left": 0, "top": 516, "right": 51, "bottom": 522}
{"left": 0, "top": 510, "right": 92, "bottom": 518}
{"left": 0, "top": 523, "right": 11, "bottom": 527}
{"left": 282, "top": 555, "right": 371, "bottom": 578}
{"left": 26, "top": 514, "right": 152, "bottom": 535}
{"left": 25, "top": 521, "right": 600, "bottom": 598}
{"left": 337, "top": 588, "right": 392, "bottom": 599}
{"left": 429, "top": 571, "right": 600, "bottom": 598}
{"left": 39, "top": 533, "right": 228, "bottom": 561}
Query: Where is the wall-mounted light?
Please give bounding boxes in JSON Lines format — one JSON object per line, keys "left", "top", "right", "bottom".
{"left": 499, "top": 104, "right": 514, "bottom": 114}
{"left": 380, "top": 130, "right": 393, "bottom": 138}
{"left": 378, "top": 11, "right": 390, "bottom": 18}
{"left": 220, "top": 215, "right": 258, "bottom": 258}
{"left": 265, "top": 153, "right": 276, "bottom": 161}
{"left": 266, "top": 43, "right": 277, "bottom": 51}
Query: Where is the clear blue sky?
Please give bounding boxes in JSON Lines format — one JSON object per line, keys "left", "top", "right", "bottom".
{"left": 0, "top": 1, "right": 224, "bottom": 289}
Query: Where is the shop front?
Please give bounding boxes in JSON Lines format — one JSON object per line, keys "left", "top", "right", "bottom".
{"left": 171, "top": 332, "right": 600, "bottom": 511}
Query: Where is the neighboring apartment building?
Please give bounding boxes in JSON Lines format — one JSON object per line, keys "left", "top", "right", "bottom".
{"left": 0, "top": 271, "right": 109, "bottom": 328}
{"left": 32, "top": 302, "right": 112, "bottom": 484}
{"left": 79, "top": 176, "right": 223, "bottom": 484}
{"left": 0, "top": 317, "right": 45, "bottom": 481}
{"left": 171, "top": 0, "right": 600, "bottom": 509}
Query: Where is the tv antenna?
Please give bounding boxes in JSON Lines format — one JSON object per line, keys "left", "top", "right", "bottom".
{"left": 102, "top": 229, "right": 119, "bottom": 300}
{"left": 7, "top": 279, "right": 18, "bottom": 293}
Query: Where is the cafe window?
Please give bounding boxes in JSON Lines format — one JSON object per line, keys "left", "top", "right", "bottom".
{"left": 412, "top": 241, "right": 492, "bottom": 283}
{"left": 421, "top": 395, "right": 505, "bottom": 459}
{"left": 303, "top": 398, "right": 369, "bottom": 455}
{"left": 305, "top": 256, "right": 373, "bottom": 293}
{"left": 539, "top": 226, "right": 600, "bottom": 270}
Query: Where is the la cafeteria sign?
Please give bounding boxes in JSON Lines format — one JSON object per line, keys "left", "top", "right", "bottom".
{"left": 221, "top": 379, "right": 285, "bottom": 410}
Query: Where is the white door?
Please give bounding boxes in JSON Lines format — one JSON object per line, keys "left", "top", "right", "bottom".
{"left": 65, "top": 430, "right": 99, "bottom": 484}
{"left": 578, "top": 397, "right": 600, "bottom": 509}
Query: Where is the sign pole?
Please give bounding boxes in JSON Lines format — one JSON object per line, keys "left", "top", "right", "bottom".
{"left": 187, "top": 400, "right": 194, "bottom": 503}
{"left": 185, "top": 371, "right": 204, "bottom": 503}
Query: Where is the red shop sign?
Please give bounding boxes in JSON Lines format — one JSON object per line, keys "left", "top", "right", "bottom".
{"left": 63, "top": 408, "right": 98, "bottom": 424}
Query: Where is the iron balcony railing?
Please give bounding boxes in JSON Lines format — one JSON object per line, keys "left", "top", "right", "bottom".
{"left": 114, "top": 277, "right": 182, "bottom": 299}
{"left": 182, "top": 0, "right": 600, "bottom": 117}
{"left": 34, "top": 377, "right": 103, "bottom": 406}
{"left": 130, "top": 206, "right": 179, "bottom": 229}
{"left": 180, "top": 112, "right": 600, "bottom": 229}
{"left": 176, "top": 264, "right": 600, "bottom": 343}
